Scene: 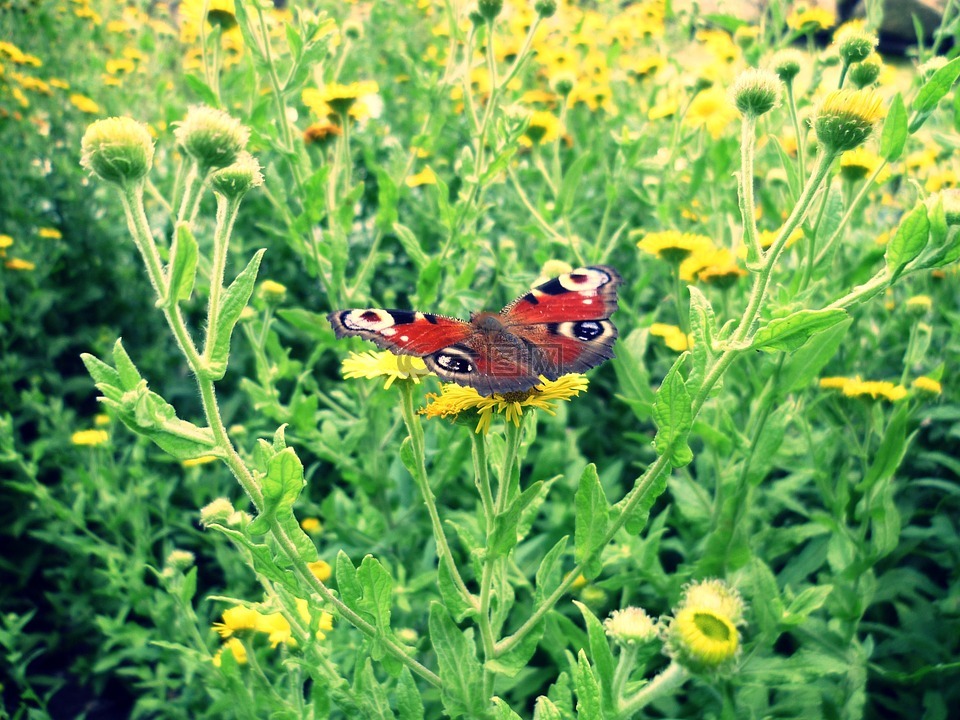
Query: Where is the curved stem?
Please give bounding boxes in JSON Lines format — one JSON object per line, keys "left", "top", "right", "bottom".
{"left": 738, "top": 115, "right": 762, "bottom": 264}
{"left": 619, "top": 662, "right": 688, "bottom": 717}
{"left": 785, "top": 82, "right": 807, "bottom": 188}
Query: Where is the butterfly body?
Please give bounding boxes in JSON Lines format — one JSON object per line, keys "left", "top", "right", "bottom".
{"left": 329, "top": 266, "right": 621, "bottom": 396}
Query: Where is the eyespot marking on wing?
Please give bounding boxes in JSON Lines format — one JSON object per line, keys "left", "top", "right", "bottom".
{"left": 342, "top": 308, "right": 396, "bottom": 332}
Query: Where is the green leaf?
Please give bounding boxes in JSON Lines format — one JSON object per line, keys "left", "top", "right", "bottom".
{"left": 558, "top": 154, "right": 590, "bottom": 217}
{"left": 574, "top": 465, "right": 608, "bottom": 580}
{"left": 81, "top": 353, "right": 122, "bottom": 392}
{"left": 686, "top": 286, "right": 716, "bottom": 393}
{"left": 336, "top": 550, "right": 363, "bottom": 611}
{"left": 393, "top": 223, "right": 430, "bottom": 269}
{"left": 880, "top": 93, "right": 908, "bottom": 162}
{"left": 782, "top": 585, "right": 833, "bottom": 626}
{"left": 180, "top": 566, "right": 198, "bottom": 605}
{"left": 112, "top": 338, "right": 142, "bottom": 390}
{"left": 183, "top": 73, "right": 219, "bottom": 106}
{"left": 486, "top": 618, "right": 544, "bottom": 678}
{"left": 859, "top": 404, "right": 911, "bottom": 493}
{"left": 168, "top": 223, "right": 199, "bottom": 304}
{"left": 438, "top": 561, "right": 477, "bottom": 622}
{"left": 573, "top": 650, "right": 603, "bottom": 720}
{"left": 491, "top": 698, "right": 523, "bottom": 720}
{"left": 779, "top": 317, "right": 852, "bottom": 395}
{"left": 357, "top": 555, "right": 394, "bottom": 632}
{"left": 536, "top": 536, "right": 569, "bottom": 605}
{"left": 416, "top": 258, "right": 442, "bottom": 308}
{"left": 206, "top": 249, "right": 266, "bottom": 380}
{"left": 428, "top": 603, "right": 486, "bottom": 719}
{"left": 750, "top": 309, "right": 849, "bottom": 353}
{"left": 573, "top": 602, "right": 615, "bottom": 712}
{"left": 653, "top": 354, "right": 693, "bottom": 466}
{"left": 912, "top": 55, "right": 960, "bottom": 113}
{"left": 885, "top": 203, "right": 930, "bottom": 281}
{"left": 396, "top": 668, "right": 424, "bottom": 720}
{"left": 356, "top": 658, "right": 396, "bottom": 720}
{"left": 488, "top": 481, "right": 543, "bottom": 560}
{"left": 533, "top": 697, "right": 563, "bottom": 720}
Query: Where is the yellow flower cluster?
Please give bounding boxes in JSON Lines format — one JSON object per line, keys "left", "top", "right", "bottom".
{"left": 211, "top": 599, "right": 334, "bottom": 665}
{"left": 819, "top": 376, "right": 908, "bottom": 402}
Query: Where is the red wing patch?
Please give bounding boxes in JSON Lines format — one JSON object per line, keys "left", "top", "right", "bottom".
{"left": 328, "top": 309, "right": 473, "bottom": 355}
{"left": 502, "top": 266, "right": 621, "bottom": 325}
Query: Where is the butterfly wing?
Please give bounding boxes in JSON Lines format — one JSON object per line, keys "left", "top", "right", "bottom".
{"left": 498, "top": 265, "right": 621, "bottom": 379}
{"left": 328, "top": 309, "right": 474, "bottom": 355}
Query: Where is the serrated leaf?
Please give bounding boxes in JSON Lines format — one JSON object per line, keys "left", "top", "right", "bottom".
{"left": 491, "top": 697, "right": 523, "bottom": 720}
{"left": 357, "top": 658, "right": 396, "bottom": 720}
{"left": 336, "top": 550, "right": 363, "bottom": 611}
{"left": 573, "top": 602, "right": 615, "bottom": 712}
{"left": 428, "top": 603, "right": 486, "bottom": 719}
{"left": 686, "top": 286, "right": 716, "bottom": 393}
{"left": 653, "top": 354, "right": 693, "bottom": 466}
{"left": 393, "top": 222, "right": 429, "bottom": 269}
{"left": 782, "top": 585, "right": 833, "bottom": 626}
{"left": 168, "top": 223, "right": 199, "bottom": 304}
{"left": 885, "top": 203, "right": 930, "bottom": 281}
{"left": 574, "top": 650, "right": 603, "bottom": 720}
{"left": 489, "top": 481, "right": 543, "bottom": 560}
{"left": 486, "top": 618, "right": 543, "bottom": 678}
{"left": 535, "top": 536, "right": 569, "bottom": 605}
{"left": 751, "top": 309, "right": 849, "bottom": 352}
{"left": 183, "top": 73, "right": 219, "bottom": 106}
{"left": 880, "top": 93, "right": 907, "bottom": 161}
{"left": 912, "top": 55, "right": 960, "bottom": 113}
{"left": 438, "top": 561, "right": 477, "bottom": 622}
{"left": 206, "top": 249, "right": 266, "bottom": 380}
{"left": 112, "top": 338, "right": 142, "bottom": 390}
{"left": 81, "top": 353, "right": 122, "bottom": 390}
{"left": 779, "top": 317, "right": 852, "bottom": 395}
{"left": 533, "top": 697, "right": 563, "bottom": 720}
{"left": 574, "top": 465, "right": 608, "bottom": 580}
{"left": 357, "top": 555, "right": 394, "bottom": 632}
{"left": 396, "top": 668, "right": 424, "bottom": 720}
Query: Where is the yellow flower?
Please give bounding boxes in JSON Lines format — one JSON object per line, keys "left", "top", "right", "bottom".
{"left": 650, "top": 323, "right": 691, "bottom": 352}
{"left": 0, "top": 234, "right": 14, "bottom": 256}
{"left": 70, "top": 93, "right": 101, "bottom": 114}
{"left": 38, "top": 227, "right": 61, "bottom": 239}
{"left": 521, "top": 110, "right": 564, "bottom": 146}
{"left": 840, "top": 147, "right": 890, "bottom": 183}
{"left": 94, "top": 413, "right": 110, "bottom": 426}
{"left": 213, "top": 606, "right": 260, "bottom": 638}
{"left": 912, "top": 376, "right": 942, "bottom": 395}
{"left": 786, "top": 5, "right": 836, "bottom": 32}
{"left": 308, "top": 559, "right": 332, "bottom": 583}
{"left": 420, "top": 374, "right": 589, "bottom": 434}
{"left": 405, "top": 167, "right": 438, "bottom": 187}
{"left": 664, "top": 578, "right": 744, "bottom": 673}
{"left": 842, "top": 378, "right": 908, "bottom": 402}
{"left": 906, "top": 294, "right": 932, "bottom": 312}
{"left": 648, "top": 96, "right": 680, "bottom": 120}
{"left": 300, "top": 517, "right": 323, "bottom": 535}
{"left": 819, "top": 376, "right": 852, "bottom": 390}
{"left": 636, "top": 230, "right": 715, "bottom": 264}
{"left": 814, "top": 89, "right": 884, "bottom": 153}
{"left": 212, "top": 637, "right": 248, "bottom": 666}
{"left": 685, "top": 88, "right": 739, "bottom": 139}
{"left": 604, "top": 607, "right": 658, "bottom": 646}
{"left": 182, "top": 455, "right": 219, "bottom": 467}
{"left": 0, "top": 41, "right": 42, "bottom": 66}
{"left": 305, "top": 81, "right": 379, "bottom": 116}
{"left": 341, "top": 350, "right": 431, "bottom": 389}
{"left": 71, "top": 429, "right": 109, "bottom": 446}
{"left": 303, "top": 120, "right": 342, "bottom": 146}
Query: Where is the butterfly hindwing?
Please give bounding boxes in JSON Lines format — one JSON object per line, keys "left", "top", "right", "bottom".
{"left": 501, "top": 265, "right": 621, "bottom": 324}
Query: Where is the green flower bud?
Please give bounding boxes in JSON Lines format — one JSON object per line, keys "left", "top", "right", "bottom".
{"left": 770, "top": 49, "right": 803, "bottom": 83}
{"left": 210, "top": 152, "right": 263, "bottom": 199}
{"left": 175, "top": 105, "right": 250, "bottom": 170}
{"left": 535, "top": 0, "right": 557, "bottom": 18}
{"left": 200, "top": 497, "right": 235, "bottom": 526}
{"left": 342, "top": 18, "right": 363, "bottom": 40}
{"left": 257, "top": 279, "right": 287, "bottom": 305}
{"left": 730, "top": 68, "right": 782, "bottom": 117}
{"left": 919, "top": 56, "right": 947, "bottom": 79}
{"left": 476, "top": 0, "right": 503, "bottom": 21}
{"left": 836, "top": 26, "right": 878, "bottom": 65}
{"left": 848, "top": 53, "right": 882, "bottom": 88}
{"left": 932, "top": 188, "right": 960, "bottom": 225}
{"left": 80, "top": 117, "right": 154, "bottom": 185}
{"left": 550, "top": 70, "right": 577, "bottom": 96}
{"left": 814, "top": 89, "right": 884, "bottom": 153}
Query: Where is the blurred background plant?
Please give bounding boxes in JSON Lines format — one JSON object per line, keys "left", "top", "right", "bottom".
{"left": 2, "top": 0, "right": 960, "bottom": 717}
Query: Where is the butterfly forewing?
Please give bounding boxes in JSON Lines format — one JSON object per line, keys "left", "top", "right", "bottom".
{"left": 327, "top": 265, "right": 622, "bottom": 396}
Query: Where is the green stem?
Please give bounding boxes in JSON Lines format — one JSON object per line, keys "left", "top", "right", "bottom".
{"left": 203, "top": 194, "right": 241, "bottom": 363}
{"left": 471, "top": 433, "right": 495, "bottom": 530}
{"left": 398, "top": 383, "right": 479, "bottom": 612}
{"left": 738, "top": 114, "right": 763, "bottom": 264}
{"left": 611, "top": 644, "right": 638, "bottom": 706}
{"left": 176, "top": 162, "right": 207, "bottom": 227}
{"left": 785, "top": 82, "right": 807, "bottom": 188}
{"left": 619, "top": 662, "right": 688, "bottom": 717}
{"left": 813, "top": 159, "right": 889, "bottom": 267}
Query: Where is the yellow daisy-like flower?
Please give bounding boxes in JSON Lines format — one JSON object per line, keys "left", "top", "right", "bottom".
{"left": 0, "top": 234, "right": 13, "bottom": 252}
{"left": 70, "top": 93, "right": 101, "bottom": 114}
{"left": 520, "top": 110, "right": 564, "bottom": 146}
{"left": 912, "top": 376, "right": 942, "bottom": 395}
{"left": 38, "top": 227, "right": 61, "bottom": 239}
{"left": 684, "top": 88, "right": 739, "bottom": 139}
{"left": 420, "top": 374, "right": 589, "bottom": 434}
{"left": 840, "top": 147, "right": 890, "bottom": 184}
{"left": 842, "top": 378, "right": 908, "bottom": 402}
{"left": 5, "top": 258, "right": 35, "bottom": 271}
{"left": 819, "top": 376, "right": 852, "bottom": 391}
{"left": 212, "top": 637, "right": 248, "bottom": 666}
{"left": 663, "top": 578, "right": 745, "bottom": 673}
{"left": 308, "top": 559, "right": 332, "bottom": 583}
{"left": 650, "top": 323, "right": 692, "bottom": 352}
{"left": 213, "top": 606, "right": 260, "bottom": 639}
{"left": 305, "top": 81, "right": 379, "bottom": 116}
{"left": 182, "top": 454, "right": 219, "bottom": 467}
{"left": 405, "top": 167, "right": 438, "bottom": 187}
{"left": 814, "top": 89, "right": 885, "bottom": 153}
{"left": 786, "top": 5, "right": 836, "bottom": 32}
{"left": 635, "top": 230, "right": 715, "bottom": 264}
{"left": 906, "top": 295, "right": 932, "bottom": 313}
{"left": 71, "top": 429, "right": 108, "bottom": 446}
{"left": 300, "top": 517, "right": 323, "bottom": 535}
{"left": 341, "top": 350, "right": 431, "bottom": 390}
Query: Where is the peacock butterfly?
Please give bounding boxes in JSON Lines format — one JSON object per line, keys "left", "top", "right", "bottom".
{"left": 328, "top": 266, "right": 622, "bottom": 396}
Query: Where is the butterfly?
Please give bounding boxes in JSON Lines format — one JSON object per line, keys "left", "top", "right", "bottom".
{"left": 328, "top": 265, "right": 622, "bottom": 396}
